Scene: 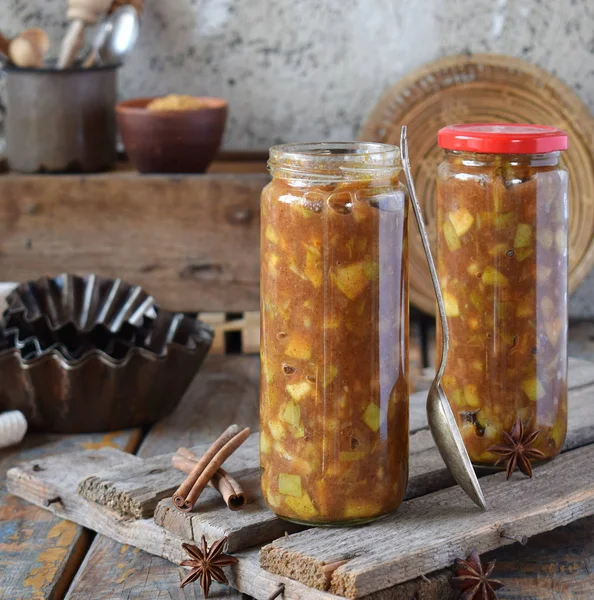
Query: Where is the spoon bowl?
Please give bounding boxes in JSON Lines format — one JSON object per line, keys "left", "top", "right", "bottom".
{"left": 99, "top": 5, "right": 139, "bottom": 64}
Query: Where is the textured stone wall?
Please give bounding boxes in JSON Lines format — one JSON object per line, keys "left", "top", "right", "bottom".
{"left": 1, "top": 0, "right": 593, "bottom": 315}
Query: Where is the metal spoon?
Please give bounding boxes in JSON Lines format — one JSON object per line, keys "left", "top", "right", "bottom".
{"left": 100, "top": 4, "right": 140, "bottom": 64}
{"left": 400, "top": 125, "right": 487, "bottom": 511}
{"left": 83, "top": 4, "right": 139, "bottom": 68}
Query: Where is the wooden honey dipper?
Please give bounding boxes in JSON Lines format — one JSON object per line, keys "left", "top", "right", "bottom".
{"left": 57, "top": 0, "right": 113, "bottom": 68}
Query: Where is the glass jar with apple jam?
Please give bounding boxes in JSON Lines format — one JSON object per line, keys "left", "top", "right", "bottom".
{"left": 260, "top": 142, "right": 409, "bottom": 525}
{"left": 436, "top": 124, "right": 569, "bottom": 471}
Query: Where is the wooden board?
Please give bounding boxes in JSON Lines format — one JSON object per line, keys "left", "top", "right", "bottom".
{"left": 4, "top": 354, "right": 594, "bottom": 600}
{"left": 484, "top": 514, "right": 594, "bottom": 599}
{"left": 20, "top": 356, "right": 587, "bottom": 560}
{"left": 62, "top": 355, "right": 594, "bottom": 600}
{"left": 76, "top": 434, "right": 303, "bottom": 553}
{"left": 0, "top": 428, "right": 141, "bottom": 600}
{"left": 62, "top": 354, "right": 261, "bottom": 600}
{"left": 159, "top": 368, "right": 594, "bottom": 548}
{"left": 8, "top": 436, "right": 594, "bottom": 600}
{"left": 64, "top": 535, "right": 245, "bottom": 600}
{"left": 0, "top": 173, "right": 267, "bottom": 313}
{"left": 259, "top": 444, "right": 594, "bottom": 598}
{"left": 360, "top": 53, "right": 594, "bottom": 315}
{"left": 7, "top": 356, "right": 594, "bottom": 599}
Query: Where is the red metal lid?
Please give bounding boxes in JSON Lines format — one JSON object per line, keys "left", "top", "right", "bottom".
{"left": 438, "top": 123, "right": 568, "bottom": 154}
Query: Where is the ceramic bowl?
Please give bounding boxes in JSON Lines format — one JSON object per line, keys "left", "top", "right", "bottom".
{"left": 116, "top": 96, "right": 228, "bottom": 173}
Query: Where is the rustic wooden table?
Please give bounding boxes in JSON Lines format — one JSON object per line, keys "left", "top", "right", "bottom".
{"left": 2, "top": 353, "right": 594, "bottom": 600}
{"left": 1, "top": 159, "right": 593, "bottom": 599}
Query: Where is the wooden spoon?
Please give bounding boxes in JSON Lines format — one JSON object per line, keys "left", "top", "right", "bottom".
{"left": 57, "top": 0, "right": 113, "bottom": 69}
{"left": 9, "top": 28, "right": 50, "bottom": 68}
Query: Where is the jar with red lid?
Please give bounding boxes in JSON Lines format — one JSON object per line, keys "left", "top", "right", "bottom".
{"left": 436, "top": 124, "right": 569, "bottom": 471}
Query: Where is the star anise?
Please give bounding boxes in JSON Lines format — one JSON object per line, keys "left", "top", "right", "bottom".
{"left": 180, "top": 536, "right": 238, "bottom": 597}
{"left": 487, "top": 417, "right": 545, "bottom": 479}
{"left": 451, "top": 548, "right": 504, "bottom": 600}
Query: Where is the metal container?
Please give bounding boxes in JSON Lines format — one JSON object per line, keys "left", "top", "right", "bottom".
{"left": 5, "top": 63, "right": 119, "bottom": 173}
{"left": 0, "top": 274, "right": 214, "bottom": 433}
{"left": 0, "top": 316, "right": 213, "bottom": 433}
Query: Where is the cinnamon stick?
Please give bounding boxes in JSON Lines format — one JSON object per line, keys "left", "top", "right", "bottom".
{"left": 172, "top": 452, "right": 247, "bottom": 511}
{"left": 172, "top": 424, "right": 240, "bottom": 509}
{"left": 172, "top": 425, "right": 251, "bottom": 512}
{"left": 182, "top": 427, "right": 250, "bottom": 512}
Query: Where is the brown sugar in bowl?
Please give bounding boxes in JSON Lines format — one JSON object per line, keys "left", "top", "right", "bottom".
{"left": 116, "top": 96, "right": 228, "bottom": 173}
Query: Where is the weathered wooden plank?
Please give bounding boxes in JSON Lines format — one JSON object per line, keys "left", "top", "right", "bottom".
{"left": 66, "top": 367, "right": 594, "bottom": 555}
{"left": 63, "top": 354, "right": 260, "bottom": 599}
{"left": 0, "top": 173, "right": 266, "bottom": 312}
{"left": 75, "top": 430, "right": 433, "bottom": 552}
{"left": 74, "top": 430, "right": 450, "bottom": 552}
{"left": 7, "top": 448, "right": 191, "bottom": 561}
{"left": 9, "top": 441, "right": 594, "bottom": 600}
{"left": 0, "top": 428, "right": 140, "bottom": 600}
{"left": 259, "top": 443, "right": 594, "bottom": 598}
{"left": 4, "top": 447, "right": 450, "bottom": 600}
{"left": 65, "top": 536, "right": 245, "bottom": 600}
{"left": 485, "top": 514, "right": 594, "bottom": 599}
{"left": 9, "top": 373, "right": 594, "bottom": 570}
{"left": 62, "top": 473, "right": 594, "bottom": 600}
{"left": 9, "top": 354, "right": 594, "bottom": 600}
{"left": 7, "top": 452, "right": 340, "bottom": 600}
{"left": 154, "top": 469, "right": 298, "bottom": 554}
{"left": 77, "top": 433, "right": 301, "bottom": 553}
{"left": 71, "top": 353, "right": 594, "bottom": 600}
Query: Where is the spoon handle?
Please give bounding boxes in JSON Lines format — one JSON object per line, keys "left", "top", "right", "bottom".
{"left": 400, "top": 126, "right": 449, "bottom": 382}
{"left": 58, "top": 19, "right": 85, "bottom": 69}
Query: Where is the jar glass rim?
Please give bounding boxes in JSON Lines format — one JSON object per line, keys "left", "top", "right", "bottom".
{"left": 268, "top": 142, "right": 401, "bottom": 180}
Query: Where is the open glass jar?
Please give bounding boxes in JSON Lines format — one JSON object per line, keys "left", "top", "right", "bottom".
{"left": 260, "top": 142, "right": 409, "bottom": 525}
{"left": 436, "top": 124, "right": 569, "bottom": 470}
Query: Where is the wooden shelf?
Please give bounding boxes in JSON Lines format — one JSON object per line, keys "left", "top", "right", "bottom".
{"left": 0, "top": 157, "right": 269, "bottom": 313}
